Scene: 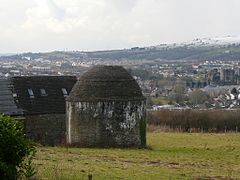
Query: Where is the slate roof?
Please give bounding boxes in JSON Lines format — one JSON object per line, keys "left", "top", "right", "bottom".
{"left": 0, "top": 76, "right": 77, "bottom": 115}
{"left": 0, "top": 78, "right": 23, "bottom": 115}
{"left": 12, "top": 76, "right": 77, "bottom": 115}
{"left": 67, "top": 65, "right": 145, "bottom": 102}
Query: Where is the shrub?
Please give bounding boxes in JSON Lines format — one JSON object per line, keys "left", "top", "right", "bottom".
{"left": 0, "top": 114, "right": 36, "bottom": 180}
{"left": 148, "top": 109, "right": 240, "bottom": 132}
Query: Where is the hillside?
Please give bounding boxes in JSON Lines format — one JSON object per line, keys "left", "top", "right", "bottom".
{"left": 2, "top": 36, "right": 240, "bottom": 61}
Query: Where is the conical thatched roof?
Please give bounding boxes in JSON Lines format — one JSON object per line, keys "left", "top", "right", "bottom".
{"left": 67, "top": 65, "right": 145, "bottom": 102}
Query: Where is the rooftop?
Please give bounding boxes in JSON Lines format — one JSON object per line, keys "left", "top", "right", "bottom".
{"left": 0, "top": 76, "right": 77, "bottom": 115}
{"left": 67, "top": 65, "right": 145, "bottom": 102}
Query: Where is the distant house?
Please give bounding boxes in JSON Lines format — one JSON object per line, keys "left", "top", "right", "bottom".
{"left": 0, "top": 76, "right": 77, "bottom": 146}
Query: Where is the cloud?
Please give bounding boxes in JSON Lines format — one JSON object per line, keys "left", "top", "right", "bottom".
{"left": 0, "top": 0, "right": 240, "bottom": 52}
{"left": 22, "top": 0, "right": 68, "bottom": 33}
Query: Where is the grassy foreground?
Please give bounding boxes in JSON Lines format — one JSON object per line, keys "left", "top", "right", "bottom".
{"left": 34, "top": 133, "right": 240, "bottom": 179}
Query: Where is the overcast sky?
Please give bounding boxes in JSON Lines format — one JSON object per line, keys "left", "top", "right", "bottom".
{"left": 0, "top": 0, "right": 240, "bottom": 53}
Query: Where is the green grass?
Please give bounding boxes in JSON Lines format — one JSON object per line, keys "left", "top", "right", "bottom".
{"left": 151, "top": 97, "right": 174, "bottom": 105}
{"left": 34, "top": 133, "right": 240, "bottom": 179}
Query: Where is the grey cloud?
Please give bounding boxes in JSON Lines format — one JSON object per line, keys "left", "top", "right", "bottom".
{"left": 48, "top": 0, "right": 66, "bottom": 20}
{"left": 1, "top": 0, "right": 240, "bottom": 53}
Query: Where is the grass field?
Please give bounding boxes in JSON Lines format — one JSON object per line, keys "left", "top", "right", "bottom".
{"left": 150, "top": 97, "right": 174, "bottom": 105}
{"left": 34, "top": 133, "right": 240, "bottom": 179}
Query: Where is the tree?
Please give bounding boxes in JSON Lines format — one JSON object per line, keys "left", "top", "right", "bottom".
{"left": 189, "top": 89, "right": 209, "bottom": 105}
{"left": 0, "top": 115, "right": 36, "bottom": 180}
{"left": 174, "top": 81, "right": 186, "bottom": 103}
{"left": 146, "top": 97, "right": 154, "bottom": 108}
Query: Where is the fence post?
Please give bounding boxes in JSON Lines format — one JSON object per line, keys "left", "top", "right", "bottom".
{"left": 88, "top": 174, "right": 93, "bottom": 180}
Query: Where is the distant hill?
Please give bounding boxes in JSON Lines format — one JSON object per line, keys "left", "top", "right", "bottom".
{"left": 0, "top": 53, "right": 16, "bottom": 57}
{"left": 2, "top": 36, "right": 240, "bottom": 61}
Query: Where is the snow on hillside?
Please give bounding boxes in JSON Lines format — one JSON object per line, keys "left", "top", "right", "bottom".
{"left": 185, "top": 36, "right": 240, "bottom": 46}
{"left": 152, "top": 36, "right": 240, "bottom": 50}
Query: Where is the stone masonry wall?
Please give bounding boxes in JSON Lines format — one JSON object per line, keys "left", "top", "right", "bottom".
{"left": 66, "top": 100, "right": 146, "bottom": 148}
{"left": 24, "top": 114, "right": 66, "bottom": 146}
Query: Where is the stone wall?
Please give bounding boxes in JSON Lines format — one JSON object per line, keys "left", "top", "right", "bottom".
{"left": 66, "top": 100, "right": 146, "bottom": 148}
{"left": 24, "top": 114, "right": 66, "bottom": 146}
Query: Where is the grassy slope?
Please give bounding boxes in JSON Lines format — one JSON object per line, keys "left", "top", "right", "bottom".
{"left": 151, "top": 97, "right": 175, "bottom": 105}
{"left": 34, "top": 133, "right": 240, "bottom": 179}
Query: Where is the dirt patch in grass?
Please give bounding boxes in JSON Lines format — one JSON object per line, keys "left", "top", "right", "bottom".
{"left": 195, "top": 176, "right": 236, "bottom": 180}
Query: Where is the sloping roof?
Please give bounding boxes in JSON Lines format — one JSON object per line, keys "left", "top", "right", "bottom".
{"left": 67, "top": 65, "right": 145, "bottom": 102}
{"left": 0, "top": 78, "right": 23, "bottom": 115}
{"left": 12, "top": 76, "right": 77, "bottom": 115}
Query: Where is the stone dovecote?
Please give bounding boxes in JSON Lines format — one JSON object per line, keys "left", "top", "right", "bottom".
{"left": 66, "top": 65, "right": 146, "bottom": 148}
